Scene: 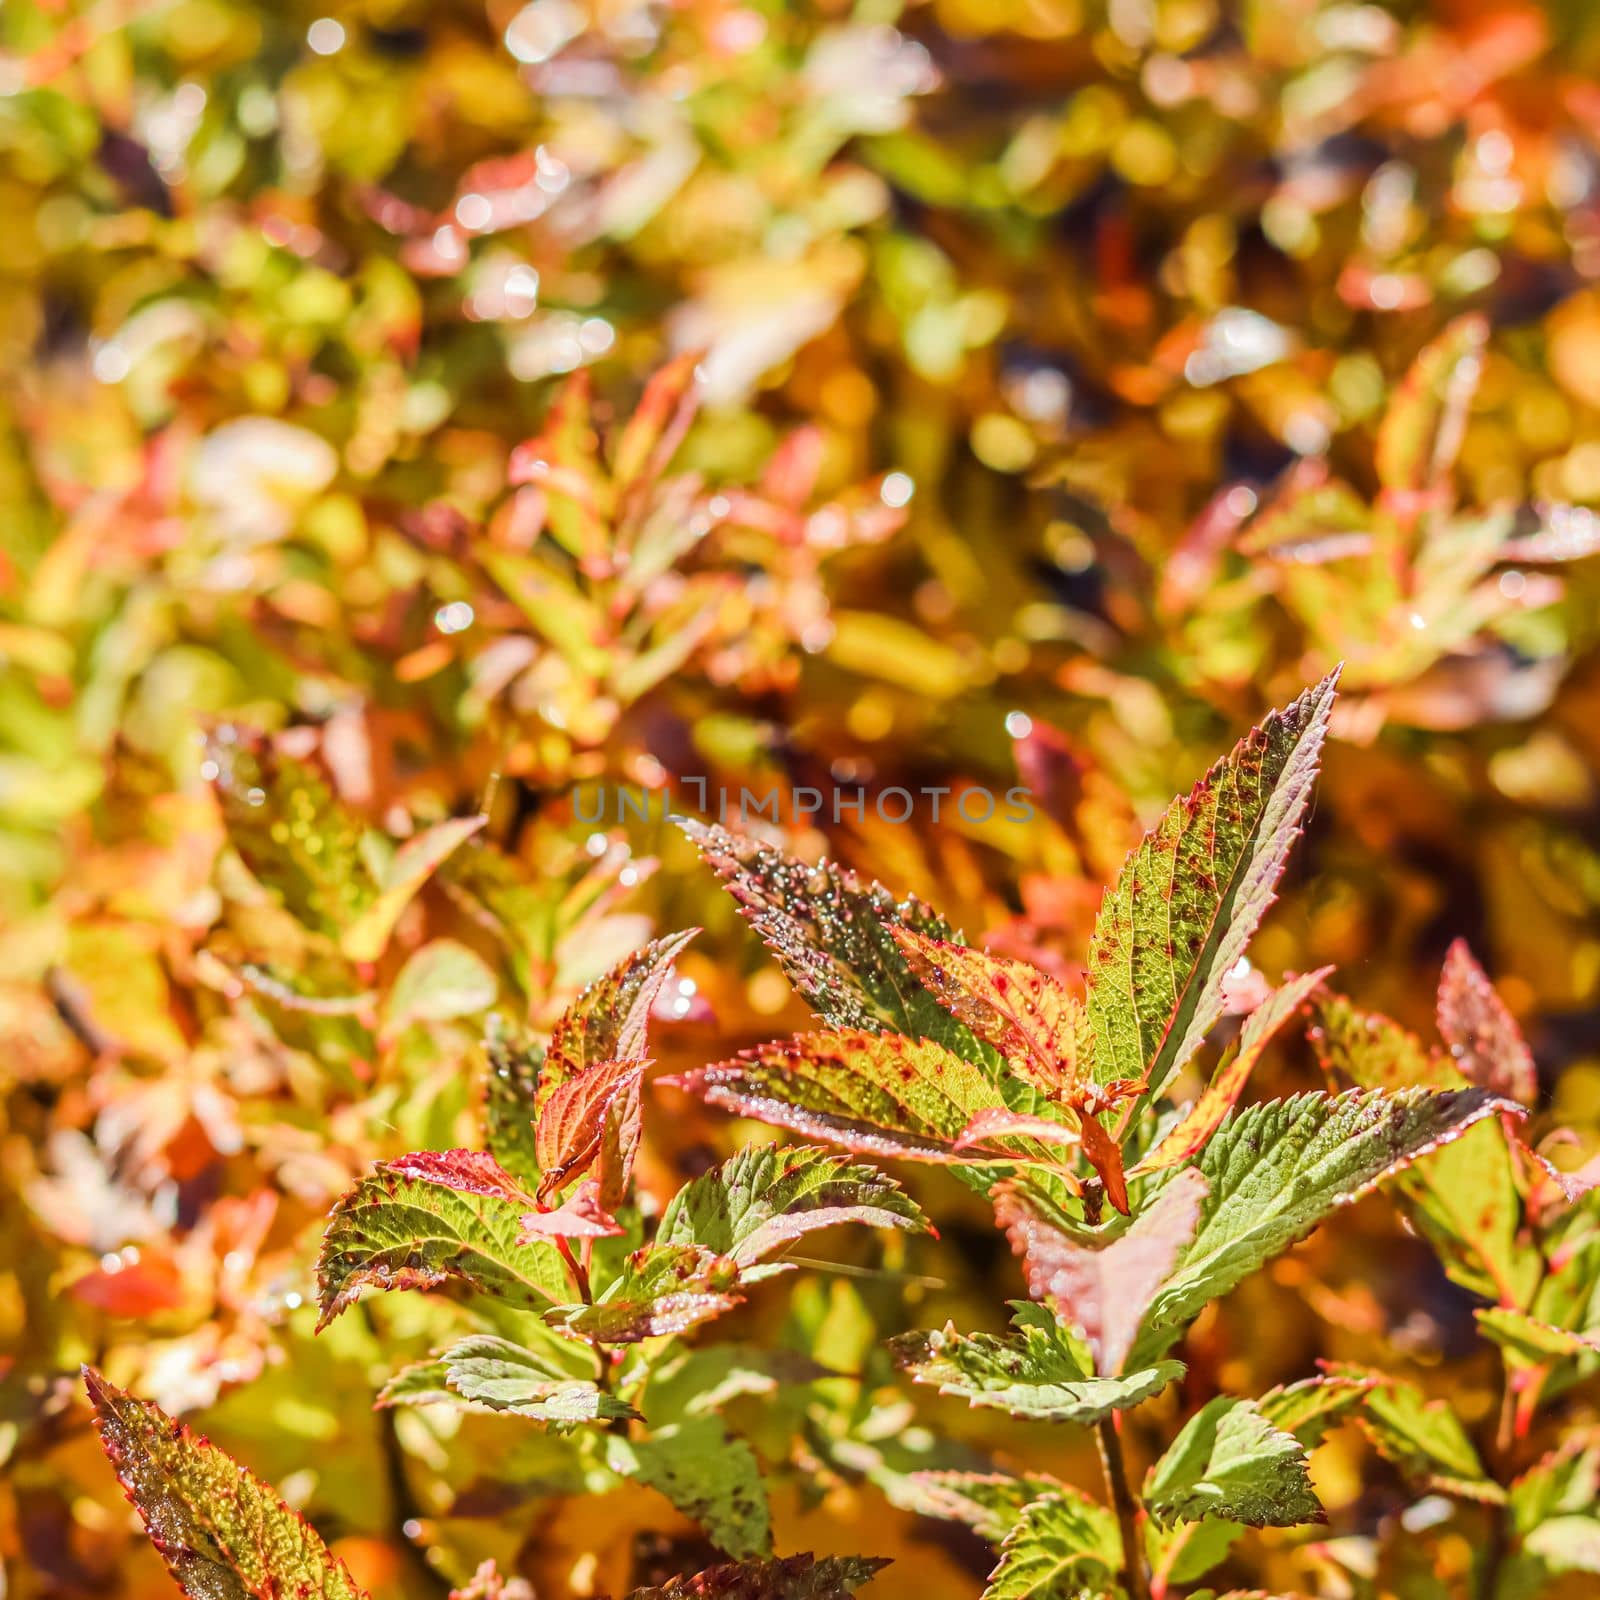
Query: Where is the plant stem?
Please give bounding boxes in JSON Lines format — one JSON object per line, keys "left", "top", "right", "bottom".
{"left": 1097, "top": 1415, "right": 1150, "bottom": 1600}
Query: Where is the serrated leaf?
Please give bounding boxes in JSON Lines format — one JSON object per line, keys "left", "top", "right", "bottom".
{"left": 484, "top": 1023, "right": 543, "bottom": 1188}
{"left": 981, "top": 1492, "right": 1122, "bottom": 1600}
{"left": 542, "top": 930, "right": 697, "bottom": 1110}
{"left": 993, "top": 1168, "right": 1208, "bottom": 1375}
{"left": 1334, "top": 1368, "right": 1504, "bottom": 1501}
{"left": 668, "top": 1030, "right": 1020, "bottom": 1163}
{"left": 557, "top": 1244, "right": 741, "bottom": 1343}
{"left": 1085, "top": 672, "right": 1338, "bottom": 1096}
{"left": 1131, "top": 1088, "right": 1517, "bottom": 1365}
{"left": 889, "top": 927, "right": 1093, "bottom": 1094}
{"left": 623, "top": 1554, "right": 889, "bottom": 1600}
{"left": 1144, "top": 1396, "right": 1324, "bottom": 1529}
{"left": 84, "top": 1367, "right": 367, "bottom": 1600}
{"left": 655, "top": 1142, "right": 928, "bottom": 1271}
{"left": 342, "top": 814, "right": 487, "bottom": 963}
{"left": 1477, "top": 1306, "right": 1600, "bottom": 1364}
{"left": 1310, "top": 994, "right": 1538, "bottom": 1306}
{"left": 379, "top": 1334, "right": 635, "bottom": 1425}
{"left": 1130, "top": 969, "right": 1332, "bottom": 1177}
{"left": 898, "top": 1471, "right": 1080, "bottom": 1543}
{"left": 679, "top": 821, "right": 973, "bottom": 1051}
{"left": 890, "top": 1301, "right": 1183, "bottom": 1423}
{"left": 535, "top": 1056, "right": 648, "bottom": 1201}
{"left": 1511, "top": 1434, "right": 1600, "bottom": 1534}
{"left": 1437, "top": 939, "right": 1539, "bottom": 1106}
{"left": 316, "top": 1149, "right": 570, "bottom": 1328}
{"left": 610, "top": 1415, "right": 771, "bottom": 1559}
{"left": 383, "top": 939, "right": 498, "bottom": 1036}
{"left": 1256, "top": 1375, "right": 1378, "bottom": 1448}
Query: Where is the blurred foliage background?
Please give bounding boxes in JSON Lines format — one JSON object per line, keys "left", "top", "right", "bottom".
{"left": 8, "top": 0, "right": 1600, "bottom": 1594}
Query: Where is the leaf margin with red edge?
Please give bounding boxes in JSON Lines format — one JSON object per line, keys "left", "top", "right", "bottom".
{"left": 83, "top": 1365, "right": 369, "bottom": 1600}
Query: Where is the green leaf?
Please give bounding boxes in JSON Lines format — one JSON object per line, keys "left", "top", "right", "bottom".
{"left": 993, "top": 1168, "right": 1208, "bottom": 1375}
{"left": 644, "top": 1345, "right": 835, "bottom": 1423}
{"left": 667, "top": 1030, "right": 1021, "bottom": 1163}
{"left": 1511, "top": 1435, "right": 1600, "bottom": 1535}
{"left": 609, "top": 1416, "right": 772, "bottom": 1559}
{"left": 679, "top": 820, "right": 975, "bottom": 1052}
{"left": 897, "top": 1471, "right": 1078, "bottom": 1543}
{"left": 316, "top": 1149, "right": 570, "bottom": 1328}
{"left": 1477, "top": 1307, "right": 1600, "bottom": 1365}
{"left": 890, "top": 1301, "right": 1183, "bottom": 1424}
{"left": 1143, "top": 1396, "right": 1324, "bottom": 1529}
{"left": 1525, "top": 1517, "right": 1600, "bottom": 1575}
{"left": 1146, "top": 1518, "right": 1245, "bottom": 1593}
{"left": 1085, "top": 671, "right": 1338, "bottom": 1094}
{"left": 557, "top": 1244, "right": 741, "bottom": 1343}
{"left": 622, "top": 1554, "right": 889, "bottom": 1600}
{"left": 1256, "top": 1374, "right": 1378, "bottom": 1448}
{"left": 1310, "top": 993, "right": 1538, "bottom": 1306}
{"left": 1131, "top": 1087, "right": 1518, "bottom": 1365}
{"left": 1129, "top": 968, "right": 1332, "bottom": 1177}
{"left": 542, "top": 929, "right": 698, "bottom": 1109}
{"left": 656, "top": 1142, "right": 929, "bottom": 1273}
{"left": 377, "top": 1334, "right": 634, "bottom": 1426}
{"left": 342, "top": 814, "right": 486, "bottom": 963}
{"left": 84, "top": 1367, "right": 368, "bottom": 1600}
{"left": 484, "top": 1023, "right": 544, "bottom": 1188}
{"left": 1335, "top": 1368, "right": 1504, "bottom": 1502}
{"left": 981, "top": 1492, "right": 1122, "bottom": 1599}
{"left": 383, "top": 939, "right": 498, "bottom": 1035}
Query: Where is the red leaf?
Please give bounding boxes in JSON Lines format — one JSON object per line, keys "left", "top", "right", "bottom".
{"left": 993, "top": 1168, "right": 1209, "bottom": 1374}
{"left": 518, "top": 1180, "right": 623, "bottom": 1242}
{"left": 535, "top": 1057, "right": 649, "bottom": 1202}
{"left": 1437, "top": 940, "right": 1538, "bottom": 1106}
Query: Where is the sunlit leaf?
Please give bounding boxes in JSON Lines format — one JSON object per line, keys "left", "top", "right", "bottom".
{"left": 316, "top": 1149, "right": 570, "bottom": 1328}
{"left": 1085, "top": 672, "right": 1338, "bottom": 1095}
{"left": 85, "top": 1368, "right": 367, "bottom": 1600}
{"left": 655, "top": 1142, "right": 928, "bottom": 1272}
{"left": 1143, "top": 1396, "right": 1324, "bottom": 1529}
{"left": 993, "top": 1168, "right": 1208, "bottom": 1374}
{"left": 556, "top": 1244, "right": 741, "bottom": 1343}
{"left": 1437, "top": 938, "right": 1539, "bottom": 1106}
{"left": 1132, "top": 1087, "right": 1518, "bottom": 1364}
{"left": 981, "top": 1492, "right": 1121, "bottom": 1600}
{"left": 890, "top": 1301, "right": 1184, "bottom": 1423}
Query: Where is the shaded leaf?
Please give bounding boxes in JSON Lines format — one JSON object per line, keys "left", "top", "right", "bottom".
{"left": 1310, "top": 993, "right": 1538, "bottom": 1306}
{"left": 1085, "top": 672, "right": 1338, "bottom": 1095}
{"left": 898, "top": 1471, "right": 1078, "bottom": 1543}
{"left": 981, "top": 1491, "right": 1122, "bottom": 1600}
{"left": 316, "top": 1149, "right": 569, "bottom": 1329}
{"left": 383, "top": 939, "right": 498, "bottom": 1035}
{"left": 890, "top": 1301, "right": 1183, "bottom": 1423}
{"left": 1336, "top": 1368, "right": 1504, "bottom": 1502}
{"left": 655, "top": 1142, "right": 928, "bottom": 1272}
{"left": 84, "top": 1367, "right": 367, "bottom": 1600}
{"left": 609, "top": 1416, "right": 771, "bottom": 1560}
{"left": 623, "top": 1554, "right": 888, "bottom": 1600}
{"left": 1143, "top": 1396, "right": 1324, "bottom": 1529}
{"left": 993, "top": 1168, "right": 1208, "bottom": 1375}
{"left": 342, "top": 814, "right": 487, "bottom": 963}
{"left": 484, "top": 1023, "right": 544, "bottom": 1189}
